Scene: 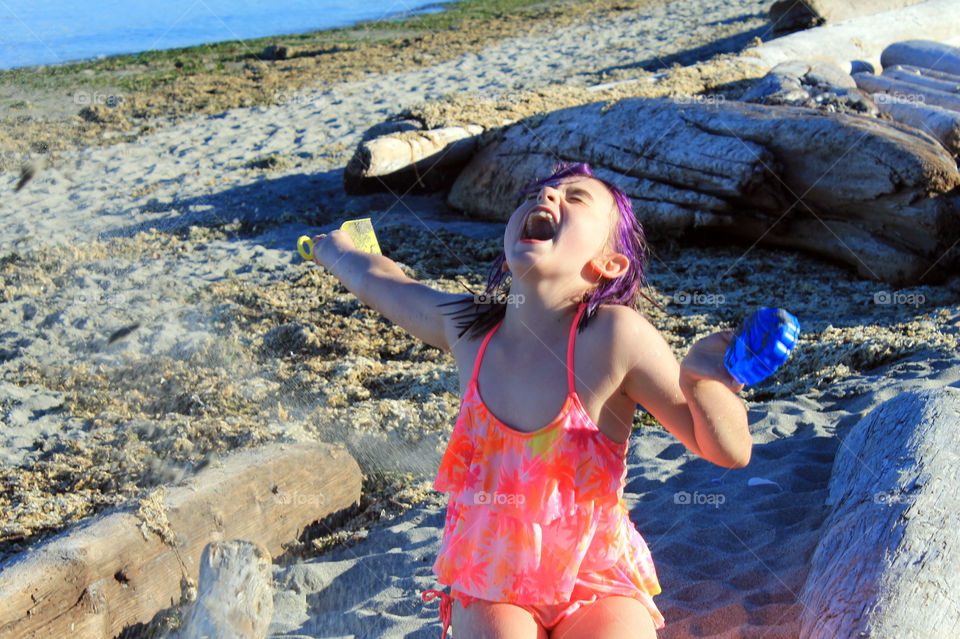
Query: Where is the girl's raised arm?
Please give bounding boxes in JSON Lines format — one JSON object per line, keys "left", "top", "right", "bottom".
{"left": 610, "top": 307, "right": 751, "bottom": 468}
{"left": 311, "top": 231, "right": 468, "bottom": 352}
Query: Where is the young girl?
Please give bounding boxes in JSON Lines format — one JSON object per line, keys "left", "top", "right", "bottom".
{"left": 310, "top": 163, "right": 751, "bottom": 638}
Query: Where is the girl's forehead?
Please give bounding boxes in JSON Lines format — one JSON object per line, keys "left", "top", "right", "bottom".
{"left": 546, "top": 175, "right": 613, "bottom": 200}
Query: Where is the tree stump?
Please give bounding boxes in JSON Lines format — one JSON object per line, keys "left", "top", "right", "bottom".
{"left": 798, "top": 387, "right": 960, "bottom": 638}
{"left": 177, "top": 540, "right": 273, "bottom": 639}
{"left": 448, "top": 97, "right": 960, "bottom": 285}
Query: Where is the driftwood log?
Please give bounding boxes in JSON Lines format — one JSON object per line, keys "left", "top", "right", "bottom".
{"left": 740, "top": 60, "right": 879, "bottom": 116}
{"left": 343, "top": 125, "right": 484, "bottom": 194}
{"left": 798, "top": 387, "right": 960, "bottom": 638}
{"left": 872, "top": 95, "right": 960, "bottom": 155}
{"left": 881, "top": 39, "right": 960, "bottom": 76}
{"left": 178, "top": 540, "right": 273, "bottom": 639}
{"left": 853, "top": 72, "right": 960, "bottom": 113}
{"left": 768, "top": 0, "right": 926, "bottom": 37}
{"left": 744, "top": 0, "right": 960, "bottom": 74}
{"left": 0, "top": 442, "right": 361, "bottom": 639}
{"left": 447, "top": 97, "right": 960, "bottom": 285}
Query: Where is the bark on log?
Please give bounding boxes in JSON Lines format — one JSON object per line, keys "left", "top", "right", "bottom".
{"left": 854, "top": 72, "right": 960, "bottom": 113}
{"left": 448, "top": 97, "right": 960, "bottom": 285}
{"left": 881, "top": 39, "right": 960, "bottom": 76}
{"left": 768, "top": 0, "right": 926, "bottom": 37}
{"left": 798, "top": 387, "right": 960, "bottom": 639}
{"left": 178, "top": 540, "right": 273, "bottom": 639}
{"left": 871, "top": 94, "right": 960, "bottom": 155}
{"left": 343, "top": 125, "right": 484, "bottom": 194}
{"left": 744, "top": 0, "right": 960, "bottom": 74}
{"left": 0, "top": 442, "right": 361, "bottom": 639}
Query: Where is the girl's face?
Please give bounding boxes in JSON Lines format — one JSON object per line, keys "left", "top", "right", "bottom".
{"left": 504, "top": 175, "right": 621, "bottom": 285}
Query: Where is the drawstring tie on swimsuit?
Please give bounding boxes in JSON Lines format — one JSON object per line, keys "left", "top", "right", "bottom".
{"left": 421, "top": 589, "right": 453, "bottom": 639}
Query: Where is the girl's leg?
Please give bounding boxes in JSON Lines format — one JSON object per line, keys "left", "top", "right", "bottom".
{"left": 452, "top": 597, "right": 549, "bottom": 639}
{"left": 549, "top": 596, "right": 657, "bottom": 639}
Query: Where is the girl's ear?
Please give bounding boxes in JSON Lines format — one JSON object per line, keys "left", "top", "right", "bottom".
{"left": 589, "top": 252, "right": 630, "bottom": 280}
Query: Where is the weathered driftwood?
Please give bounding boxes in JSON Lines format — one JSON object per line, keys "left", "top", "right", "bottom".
{"left": 447, "top": 97, "right": 960, "bottom": 285}
{"left": 872, "top": 94, "right": 960, "bottom": 155}
{"left": 895, "top": 63, "right": 960, "bottom": 85}
{"left": 881, "top": 39, "right": 960, "bottom": 76}
{"left": 883, "top": 65, "right": 960, "bottom": 95}
{"left": 798, "top": 387, "right": 960, "bottom": 638}
{"left": 0, "top": 442, "right": 361, "bottom": 639}
{"left": 343, "top": 124, "right": 484, "bottom": 194}
{"left": 768, "top": 0, "right": 926, "bottom": 37}
{"left": 178, "top": 540, "right": 273, "bottom": 639}
{"left": 744, "top": 0, "right": 960, "bottom": 74}
{"left": 740, "top": 60, "right": 879, "bottom": 116}
{"left": 854, "top": 72, "right": 960, "bottom": 113}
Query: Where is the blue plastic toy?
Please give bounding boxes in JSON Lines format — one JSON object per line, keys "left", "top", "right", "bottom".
{"left": 724, "top": 308, "right": 800, "bottom": 385}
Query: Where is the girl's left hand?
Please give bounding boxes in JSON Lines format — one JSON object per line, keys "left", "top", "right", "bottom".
{"left": 680, "top": 330, "right": 744, "bottom": 394}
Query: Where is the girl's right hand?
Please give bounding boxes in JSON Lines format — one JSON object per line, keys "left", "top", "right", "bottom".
{"left": 311, "top": 230, "right": 357, "bottom": 268}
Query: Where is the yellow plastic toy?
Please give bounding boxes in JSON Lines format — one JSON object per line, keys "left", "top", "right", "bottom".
{"left": 298, "top": 217, "right": 381, "bottom": 260}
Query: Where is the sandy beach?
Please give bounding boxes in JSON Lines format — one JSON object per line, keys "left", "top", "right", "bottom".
{"left": 2, "top": 0, "right": 960, "bottom": 637}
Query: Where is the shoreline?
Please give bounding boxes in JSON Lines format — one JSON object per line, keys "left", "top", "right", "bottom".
{"left": 0, "top": 0, "right": 683, "bottom": 173}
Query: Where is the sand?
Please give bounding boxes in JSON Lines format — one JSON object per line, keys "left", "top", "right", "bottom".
{"left": 2, "top": 0, "right": 960, "bottom": 637}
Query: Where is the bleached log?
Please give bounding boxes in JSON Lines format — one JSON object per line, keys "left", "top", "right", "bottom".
{"left": 768, "top": 0, "right": 926, "bottom": 37}
{"left": 895, "top": 64, "right": 960, "bottom": 85}
{"left": 0, "top": 442, "right": 361, "bottom": 639}
{"left": 872, "top": 94, "right": 960, "bottom": 154}
{"left": 448, "top": 97, "right": 960, "bottom": 285}
{"left": 881, "top": 39, "right": 960, "bottom": 76}
{"left": 799, "top": 387, "right": 960, "bottom": 638}
{"left": 178, "top": 541, "right": 273, "bottom": 639}
{"left": 343, "top": 125, "right": 484, "bottom": 194}
{"left": 854, "top": 72, "right": 960, "bottom": 112}
{"left": 883, "top": 65, "right": 960, "bottom": 94}
{"left": 743, "top": 0, "right": 960, "bottom": 74}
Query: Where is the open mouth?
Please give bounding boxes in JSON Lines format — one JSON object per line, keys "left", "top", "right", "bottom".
{"left": 521, "top": 209, "right": 558, "bottom": 241}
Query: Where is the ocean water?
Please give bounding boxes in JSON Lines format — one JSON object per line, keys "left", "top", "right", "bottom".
{"left": 0, "top": 0, "right": 453, "bottom": 70}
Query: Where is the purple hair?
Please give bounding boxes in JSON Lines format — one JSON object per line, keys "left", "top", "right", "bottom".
{"left": 440, "top": 162, "right": 649, "bottom": 338}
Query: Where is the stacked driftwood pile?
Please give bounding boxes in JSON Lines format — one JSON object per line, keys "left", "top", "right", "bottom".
{"left": 343, "top": 0, "right": 960, "bottom": 287}
{"left": 851, "top": 40, "right": 960, "bottom": 155}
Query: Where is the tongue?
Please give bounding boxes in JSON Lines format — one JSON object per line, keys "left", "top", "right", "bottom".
{"left": 526, "top": 217, "right": 555, "bottom": 241}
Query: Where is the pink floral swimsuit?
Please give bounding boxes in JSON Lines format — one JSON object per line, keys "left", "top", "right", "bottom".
{"left": 421, "top": 302, "right": 664, "bottom": 636}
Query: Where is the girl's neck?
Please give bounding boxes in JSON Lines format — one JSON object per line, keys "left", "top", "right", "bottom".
{"left": 496, "top": 279, "right": 585, "bottom": 343}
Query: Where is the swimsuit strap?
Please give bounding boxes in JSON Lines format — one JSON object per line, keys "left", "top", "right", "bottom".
{"left": 567, "top": 302, "right": 587, "bottom": 395}
{"left": 470, "top": 303, "right": 587, "bottom": 393}
{"left": 469, "top": 315, "right": 504, "bottom": 387}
